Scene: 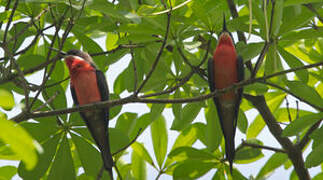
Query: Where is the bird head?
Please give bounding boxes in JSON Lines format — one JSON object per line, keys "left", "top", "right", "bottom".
{"left": 64, "top": 50, "right": 95, "bottom": 76}
{"left": 218, "top": 15, "right": 235, "bottom": 47}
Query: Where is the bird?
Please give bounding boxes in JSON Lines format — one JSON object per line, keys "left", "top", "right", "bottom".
{"left": 207, "top": 16, "right": 244, "bottom": 173}
{"left": 64, "top": 49, "right": 114, "bottom": 179}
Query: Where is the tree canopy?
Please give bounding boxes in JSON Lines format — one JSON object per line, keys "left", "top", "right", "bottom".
{"left": 0, "top": 0, "right": 322, "bottom": 179}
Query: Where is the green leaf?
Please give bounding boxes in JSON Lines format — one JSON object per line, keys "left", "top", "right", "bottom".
{"left": 282, "top": 112, "right": 323, "bottom": 137}
{"left": 0, "top": 89, "right": 14, "bottom": 110}
{"left": 237, "top": 109, "right": 248, "bottom": 134}
{"left": 212, "top": 166, "right": 226, "bottom": 180}
{"left": 205, "top": 100, "right": 222, "bottom": 152}
{"left": 172, "top": 90, "right": 182, "bottom": 120}
{"left": 165, "top": 124, "right": 200, "bottom": 168}
{"left": 106, "top": 32, "right": 119, "bottom": 51}
{"left": 244, "top": 83, "right": 269, "bottom": 95}
{"left": 279, "top": 6, "right": 313, "bottom": 34}
{"left": 42, "top": 80, "right": 67, "bottom": 121}
{"left": 286, "top": 81, "right": 323, "bottom": 108}
{"left": 168, "top": 147, "right": 216, "bottom": 162}
{"left": 131, "top": 150, "right": 146, "bottom": 180}
{"left": 17, "top": 54, "right": 45, "bottom": 72}
{"left": 0, "top": 166, "right": 17, "bottom": 180}
{"left": 0, "top": 113, "right": 38, "bottom": 170}
{"left": 271, "top": 0, "right": 284, "bottom": 36}
{"left": 265, "top": 45, "right": 284, "bottom": 82}
{"left": 87, "top": 0, "right": 127, "bottom": 21}
{"left": 256, "top": 153, "right": 288, "bottom": 179}
{"left": 247, "top": 92, "right": 285, "bottom": 138}
{"left": 115, "top": 112, "right": 138, "bottom": 136}
{"left": 305, "top": 142, "right": 323, "bottom": 168}
{"left": 171, "top": 102, "right": 203, "bottom": 130}
{"left": 173, "top": 160, "right": 214, "bottom": 179}
{"left": 313, "top": 172, "right": 323, "bottom": 180}
{"left": 109, "top": 128, "right": 130, "bottom": 154}
{"left": 71, "top": 133, "right": 102, "bottom": 176}
{"left": 246, "top": 114, "right": 265, "bottom": 139}
{"left": 235, "top": 139, "right": 264, "bottom": 164}
{"left": 109, "top": 94, "right": 122, "bottom": 119}
{"left": 278, "top": 46, "right": 308, "bottom": 83}
{"left": 132, "top": 142, "right": 155, "bottom": 167}
{"left": 20, "top": 120, "right": 59, "bottom": 142}
{"left": 236, "top": 42, "right": 265, "bottom": 61}
{"left": 18, "top": 134, "right": 60, "bottom": 180}
{"left": 151, "top": 115, "right": 168, "bottom": 168}
{"left": 280, "top": 28, "right": 323, "bottom": 41}
{"left": 72, "top": 30, "right": 106, "bottom": 70}
{"left": 129, "top": 113, "right": 154, "bottom": 140}
{"left": 48, "top": 135, "right": 75, "bottom": 180}
{"left": 283, "top": 0, "right": 322, "bottom": 6}
{"left": 150, "top": 102, "right": 166, "bottom": 122}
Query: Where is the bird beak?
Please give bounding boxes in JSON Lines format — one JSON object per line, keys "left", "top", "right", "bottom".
{"left": 48, "top": 47, "right": 67, "bottom": 57}
{"left": 222, "top": 14, "right": 228, "bottom": 33}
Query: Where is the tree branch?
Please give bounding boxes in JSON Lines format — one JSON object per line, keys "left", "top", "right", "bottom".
{"left": 11, "top": 61, "right": 323, "bottom": 122}
{"left": 244, "top": 94, "right": 310, "bottom": 180}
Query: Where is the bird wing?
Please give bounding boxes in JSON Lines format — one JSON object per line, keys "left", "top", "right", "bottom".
{"left": 207, "top": 57, "right": 223, "bottom": 123}
{"left": 207, "top": 58, "right": 215, "bottom": 93}
{"left": 96, "top": 70, "right": 109, "bottom": 122}
{"left": 234, "top": 55, "right": 244, "bottom": 130}
{"left": 71, "top": 85, "right": 79, "bottom": 105}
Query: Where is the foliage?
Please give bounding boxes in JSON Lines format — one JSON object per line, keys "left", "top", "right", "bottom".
{"left": 0, "top": 0, "right": 322, "bottom": 179}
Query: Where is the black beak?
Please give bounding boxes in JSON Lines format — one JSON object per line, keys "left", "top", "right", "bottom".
{"left": 222, "top": 14, "right": 228, "bottom": 32}
{"left": 48, "top": 47, "right": 67, "bottom": 56}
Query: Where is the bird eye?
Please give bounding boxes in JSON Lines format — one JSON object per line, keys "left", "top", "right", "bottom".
{"left": 77, "top": 64, "right": 81, "bottom": 68}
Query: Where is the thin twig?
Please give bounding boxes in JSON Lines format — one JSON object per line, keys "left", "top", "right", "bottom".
{"left": 96, "top": 167, "right": 104, "bottom": 180}
{"left": 261, "top": 81, "right": 322, "bottom": 111}
{"left": 0, "top": 0, "right": 12, "bottom": 30}
{"left": 90, "top": 44, "right": 144, "bottom": 56}
{"left": 130, "top": 45, "right": 138, "bottom": 93}
{"left": 33, "top": 91, "right": 60, "bottom": 112}
{"left": 252, "top": 0, "right": 276, "bottom": 77}
{"left": 176, "top": 43, "right": 208, "bottom": 81}
{"left": 112, "top": 128, "right": 142, "bottom": 156}
{"left": 135, "top": 7, "right": 172, "bottom": 94}
{"left": 141, "top": 71, "right": 194, "bottom": 98}
{"left": 226, "top": 0, "right": 253, "bottom": 72}
{"left": 114, "top": 165, "right": 123, "bottom": 180}
{"left": 285, "top": 97, "right": 292, "bottom": 123}
{"left": 45, "top": 77, "right": 70, "bottom": 89}
{"left": 251, "top": 41, "right": 270, "bottom": 78}
{"left": 3, "top": 0, "right": 19, "bottom": 43}
{"left": 303, "top": 3, "right": 323, "bottom": 23}
{"left": 239, "top": 139, "right": 286, "bottom": 153}
{"left": 6, "top": 8, "right": 49, "bottom": 44}
{"left": 297, "top": 120, "right": 322, "bottom": 150}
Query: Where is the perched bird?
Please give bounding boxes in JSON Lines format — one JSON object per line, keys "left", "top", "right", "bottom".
{"left": 207, "top": 16, "right": 244, "bottom": 173}
{"left": 64, "top": 50, "right": 114, "bottom": 179}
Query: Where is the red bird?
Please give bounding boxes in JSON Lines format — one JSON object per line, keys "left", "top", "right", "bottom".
{"left": 64, "top": 50, "right": 113, "bottom": 179}
{"left": 207, "top": 17, "right": 244, "bottom": 173}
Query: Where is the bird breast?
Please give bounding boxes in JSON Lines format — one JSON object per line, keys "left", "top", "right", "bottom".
{"left": 71, "top": 71, "right": 101, "bottom": 105}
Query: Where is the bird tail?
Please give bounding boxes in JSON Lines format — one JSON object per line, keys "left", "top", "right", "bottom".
{"left": 224, "top": 136, "right": 235, "bottom": 174}
{"left": 220, "top": 102, "right": 237, "bottom": 175}
{"left": 101, "top": 148, "right": 114, "bottom": 179}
